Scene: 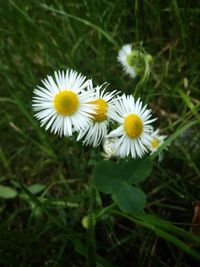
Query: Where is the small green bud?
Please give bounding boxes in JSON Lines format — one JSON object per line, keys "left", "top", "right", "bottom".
{"left": 82, "top": 214, "right": 96, "bottom": 229}
{"left": 82, "top": 216, "right": 89, "bottom": 229}
{"left": 145, "top": 54, "right": 153, "bottom": 63}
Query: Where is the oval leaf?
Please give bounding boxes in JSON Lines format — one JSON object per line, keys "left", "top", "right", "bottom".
{"left": 112, "top": 183, "right": 146, "bottom": 214}
{"left": 118, "top": 157, "right": 153, "bottom": 184}
{"left": 93, "top": 161, "right": 123, "bottom": 194}
{"left": 0, "top": 185, "right": 18, "bottom": 199}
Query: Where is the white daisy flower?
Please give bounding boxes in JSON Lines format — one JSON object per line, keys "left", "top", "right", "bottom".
{"left": 149, "top": 129, "right": 167, "bottom": 157}
{"left": 118, "top": 44, "right": 137, "bottom": 78}
{"left": 77, "top": 83, "right": 118, "bottom": 147}
{"left": 107, "top": 94, "right": 156, "bottom": 158}
{"left": 117, "top": 44, "right": 152, "bottom": 78}
{"left": 32, "top": 69, "right": 96, "bottom": 137}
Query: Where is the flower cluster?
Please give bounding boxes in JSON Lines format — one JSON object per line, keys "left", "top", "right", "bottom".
{"left": 33, "top": 69, "right": 166, "bottom": 159}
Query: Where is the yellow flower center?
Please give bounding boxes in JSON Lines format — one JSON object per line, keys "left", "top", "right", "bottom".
{"left": 90, "top": 98, "right": 108, "bottom": 122}
{"left": 151, "top": 138, "right": 159, "bottom": 149}
{"left": 124, "top": 114, "right": 143, "bottom": 138}
{"left": 54, "top": 90, "right": 79, "bottom": 116}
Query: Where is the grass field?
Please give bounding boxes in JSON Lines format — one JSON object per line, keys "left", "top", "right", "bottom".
{"left": 0, "top": 0, "right": 200, "bottom": 266}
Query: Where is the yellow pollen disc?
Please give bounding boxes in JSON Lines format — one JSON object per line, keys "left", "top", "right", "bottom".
{"left": 90, "top": 98, "right": 108, "bottom": 122}
{"left": 54, "top": 90, "right": 79, "bottom": 116}
{"left": 124, "top": 114, "right": 143, "bottom": 138}
{"left": 151, "top": 138, "right": 159, "bottom": 149}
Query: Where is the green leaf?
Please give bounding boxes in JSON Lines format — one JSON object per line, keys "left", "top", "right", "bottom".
{"left": 137, "top": 213, "right": 200, "bottom": 246}
{"left": 41, "top": 4, "right": 119, "bottom": 48}
{"left": 93, "top": 161, "right": 122, "bottom": 194}
{"left": 0, "top": 185, "right": 17, "bottom": 199}
{"left": 112, "top": 210, "right": 200, "bottom": 261}
{"left": 112, "top": 183, "right": 146, "bottom": 213}
{"left": 119, "top": 157, "right": 153, "bottom": 184}
{"left": 27, "top": 183, "right": 46, "bottom": 194}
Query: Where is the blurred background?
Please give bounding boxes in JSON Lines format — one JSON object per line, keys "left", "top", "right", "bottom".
{"left": 0, "top": 1, "right": 200, "bottom": 266}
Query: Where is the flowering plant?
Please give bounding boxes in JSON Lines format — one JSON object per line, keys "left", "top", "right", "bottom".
{"left": 32, "top": 46, "right": 166, "bottom": 214}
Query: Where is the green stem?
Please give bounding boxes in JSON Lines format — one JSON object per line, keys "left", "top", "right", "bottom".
{"left": 87, "top": 182, "right": 96, "bottom": 267}
{"left": 87, "top": 213, "right": 96, "bottom": 267}
{"left": 134, "top": 0, "right": 139, "bottom": 45}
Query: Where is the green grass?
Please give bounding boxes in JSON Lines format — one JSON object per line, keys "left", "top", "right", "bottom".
{"left": 0, "top": 0, "right": 200, "bottom": 266}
